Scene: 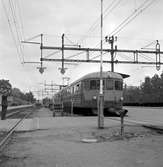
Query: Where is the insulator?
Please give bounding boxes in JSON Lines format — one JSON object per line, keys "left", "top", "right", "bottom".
{"left": 39, "top": 68, "right": 44, "bottom": 74}
{"left": 87, "top": 50, "right": 89, "bottom": 60}
{"left": 134, "top": 51, "right": 138, "bottom": 63}
{"left": 60, "top": 68, "right": 65, "bottom": 75}
{"left": 155, "top": 40, "right": 161, "bottom": 71}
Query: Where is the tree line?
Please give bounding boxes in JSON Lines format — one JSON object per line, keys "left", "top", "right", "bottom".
{"left": 123, "top": 71, "right": 163, "bottom": 106}
{"left": 11, "top": 88, "right": 36, "bottom": 104}
{"left": 0, "top": 79, "right": 35, "bottom": 105}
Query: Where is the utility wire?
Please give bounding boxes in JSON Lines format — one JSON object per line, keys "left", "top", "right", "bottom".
{"left": 109, "top": 0, "right": 149, "bottom": 36}
{"left": 90, "top": 0, "right": 155, "bottom": 60}
{"left": 140, "top": 53, "right": 155, "bottom": 61}
{"left": 78, "top": 0, "right": 115, "bottom": 42}
{"left": 141, "top": 40, "right": 156, "bottom": 49}
{"left": 66, "top": 51, "right": 85, "bottom": 59}
{"left": 25, "top": 34, "right": 41, "bottom": 42}
{"left": 91, "top": 52, "right": 107, "bottom": 60}
{"left": 44, "top": 51, "right": 61, "bottom": 58}
{"left": 90, "top": 0, "right": 122, "bottom": 33}
{"left": 9, "top": 0, "right": 25, "bottom": 62}
{"left": 65, "top": 35, "right": 77, "bottom": 45}
{"left": 1, "top": 0, "right": 23, "bottom": 63}
{"left": 109, "top": 0, "right": 155, "bottom": 36}
{"left": 15, "top": 0, "right": 25, "bottom": 40}
{"left": 117, "top": 53, "right": 133, "bottom": 61}
{"left": 65, "top": 0, "right": 156, "bottom": 63}
{"left": 9, "top": 0, "right": 23, "bottom": 42}
{"left": 78, "top": 0, "right": 122, "bottom": 44}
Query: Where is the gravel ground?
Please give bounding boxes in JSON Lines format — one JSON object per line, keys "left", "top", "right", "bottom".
{"left": 0, "top": 107, "right": 163, "bottom": 167}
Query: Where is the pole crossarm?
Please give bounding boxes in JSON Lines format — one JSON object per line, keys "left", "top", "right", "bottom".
{"left": 41, "top": 58, "right": 163, "bottom": 65}
{"left": 44, "top": 88, "right": 59, "bottom": 91}
{"left": 24, "top": 61, "right": 41, "bottom": 64}
{"left": 41, "top": 45, "right": 163, "bottom": 54}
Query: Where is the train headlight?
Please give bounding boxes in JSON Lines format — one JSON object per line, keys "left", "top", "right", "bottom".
{"left": 120, "top": 97, "right": 124, "bottom": 101}
{"left": 93, "top": 96, "right": 97, "bottom": 100}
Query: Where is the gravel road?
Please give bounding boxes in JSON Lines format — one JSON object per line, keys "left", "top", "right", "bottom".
{"left": 0, "top": 107, "right": 163, "bottom": 167}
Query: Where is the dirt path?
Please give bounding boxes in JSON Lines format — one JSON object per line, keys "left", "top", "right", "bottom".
{"left": 31, "top": 107, "right": 53, "bottom": 118}
{"left": 0, "top": 107, "right": 163, "bottom": 167}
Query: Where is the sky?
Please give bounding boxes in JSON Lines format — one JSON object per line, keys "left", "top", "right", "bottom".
{"left": 0, "top": 0, "right": 163, "bottom": 99}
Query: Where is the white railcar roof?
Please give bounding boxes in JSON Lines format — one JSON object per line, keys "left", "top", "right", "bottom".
{"left": 56, "top": 71, "right": 129, "bottom": 93}
{"left": 70, "top": 71, "right": 129, "bottom": 86}
{"left": 80, "top": 71, "right": 123, "bottom": 80}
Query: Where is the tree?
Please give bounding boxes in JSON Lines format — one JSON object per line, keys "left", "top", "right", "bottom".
{"left": 0, "top": 80, "right": 12, "bottom": 96}
{"left": 25, "top": 92, "right": 35, "bottom": 103}
{"left": 150, "top": 74, "right": 162, "bottom": 103}
{"left": 124, "top": 71, "right": 163, "bottom": 105}
{"left": 12, "top": 88, "right": 23, "bottom": 98}
{"left": 0, "top": 80, "right": 12, "bottom": 120}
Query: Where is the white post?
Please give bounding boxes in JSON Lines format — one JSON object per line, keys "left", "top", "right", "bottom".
{"left": 98, "top": 0, "right": 104, "bottom": 129}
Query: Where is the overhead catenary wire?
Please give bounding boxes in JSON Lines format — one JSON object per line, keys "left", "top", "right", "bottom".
{"left": 1, "top": 0, "right": 23, "bottom": 63}
{"left": 8, "top": 0, "right": 25, "bottom": 63}
{"left": 91, "top": 52, "right": 107, "bottom": 60}
{"left": 109, "top": 0, "right": 156, "bottom": 36}
{"left": 109, "top": 0, "right": 149, "bottom": 36}
{"left": 141, "top": 40, "right": 156, "bottom": 49}
{"left": 139, "top": 53, "right": 155, "bottom": 61}
{"left": 140, "top": 40, "right": 158, "bottom": 61}
{"left": 90, "top": 0, "right": 156, "bottom": 61}
{"left": 90, "top": 0, "right": 122, "bottom": 33}
{"left": 14, "top": 0, "right": 25, "bottom": 40}
{"left": 9, "top": 0, "right": 24, "bottom": 44}
{"left": 24, "top": 34, "right": 41, "bottom": 42}
{"left": 78, "top": 0, "right": 122, "bottom": 45}
{"left": 44, "top": 50, "right": 61, "bottom": 58}
{"left": 65, "top": 35, "right": 78, "bottom": 46}
{"left": 14, "top": 0, "right": 26, "bottom": 62}
{"left": 117, "top": 53, "right": 134, "bottom": 61}
{"left": 66, "top": 51, "right": 85, "bottom": 59}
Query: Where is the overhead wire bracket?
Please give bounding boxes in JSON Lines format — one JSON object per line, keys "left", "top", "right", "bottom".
{"left": 156, "top": 40, "right": 161, "bottom": 71}
{"left": 134, "top": 51, "right": 138, "bottom": 63}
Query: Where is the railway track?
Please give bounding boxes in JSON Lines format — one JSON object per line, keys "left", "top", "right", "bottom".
{"left": 0, "top": 111, "right": 33, "bottom": 151}
{"left": 6, "top": 105, "right": 33, "bottom": 118}
{"left": 0, "top": 105, "right": 33, "bottom": 119}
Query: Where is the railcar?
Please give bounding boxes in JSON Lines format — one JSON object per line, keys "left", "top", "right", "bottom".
{"left": 54, "top": 71, "right": 129, "bottom": 116}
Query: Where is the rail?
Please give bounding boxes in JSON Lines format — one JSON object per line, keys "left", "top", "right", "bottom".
{"left": 0, "top": 104, "right": 33, "bottom": 118}
{"left": 0, "top": 111, "right": 32, "bottom": 151}
{"left": 0, "top": 104, "right": 33, "bottom": 112}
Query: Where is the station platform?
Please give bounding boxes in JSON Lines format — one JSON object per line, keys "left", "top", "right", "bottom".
{"left": 0, "top": 104, "right": 33, "bottom": 112}
{"left": 0, "top": 116, "right": 163, "bottom": 132}
{"left": 0, "top": 117, "right": 123, "bottom": 132}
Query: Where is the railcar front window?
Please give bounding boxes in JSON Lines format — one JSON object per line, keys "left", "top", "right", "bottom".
{"left": 96, "top": 80, "right": 100, "bottom": 89}
{"left": 96, "top": 80, "right": 105, "bottom": 89}
{"left": 90, "top": 80, "right": 104, "bottom": 90}
{"left": 115, "top": 81, "right": 123, "bottom": 90}
{"left": 106, "top": 79, "right": 113, "bottom": 90}
{"left": 90, "top": 80, "right": 96, "bottom": 90}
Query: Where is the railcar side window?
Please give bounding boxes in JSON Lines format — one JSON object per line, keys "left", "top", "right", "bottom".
{"left": 106, "top": 79, "right": 113, "bottom": 90}
{"left": 90, "top": 80, "right": 96, "bottom": 90}
{"left": 74, "top": 83, "right": 81, "bottom": 93}
{"left": 84, "top": 80, "right": 89, "bottom": 90}
{"left": 70, "top": 86, "right": 74, "bottom": 94}
{"left": 90, "top": 80, "right": 105, "bottom": 90}
{"left": 76, "top": 84, "right": 80, "bottom": 91}
{"left": 115, "top": 80, "right": 123, "bottom": 90}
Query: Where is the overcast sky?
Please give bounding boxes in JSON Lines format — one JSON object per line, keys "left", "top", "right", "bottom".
{"left": 1, "top": 0, "right": 163, "bottom": 98}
